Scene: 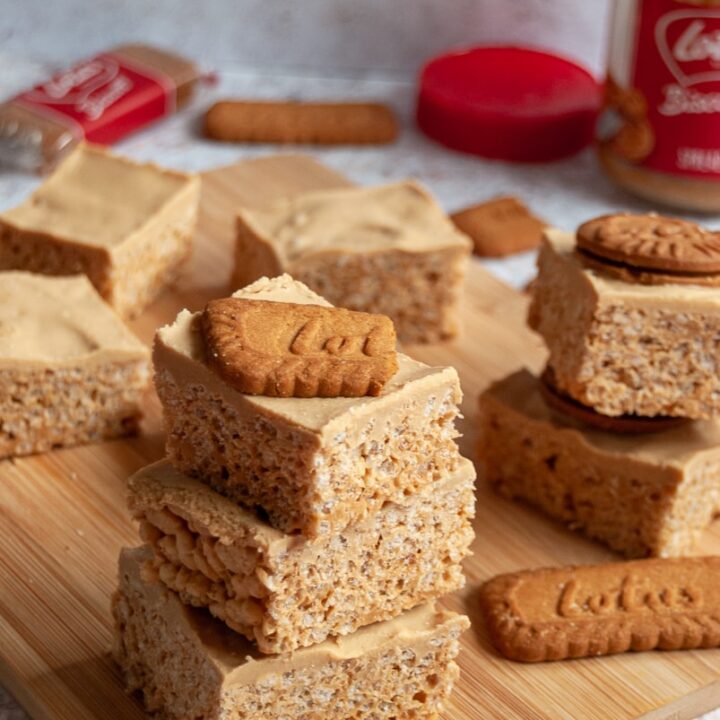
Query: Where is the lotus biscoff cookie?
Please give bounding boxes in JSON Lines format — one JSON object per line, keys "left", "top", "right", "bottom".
{"left": 479, "top": 557, "right": 720, "bottom": 662}
{"left": 451, "top": 196, "right": 545, "bottom": 257}
{"left": 200, "top": 298, "right": 398, "bottom": 398}
{"left": 204, "top": 100, "right": 398, "bottom": 145}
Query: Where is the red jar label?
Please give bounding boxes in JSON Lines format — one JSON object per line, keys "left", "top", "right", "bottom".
{"left": 627, "top": 1, "right": 720, "bottom": 177}
{"left": 11, "top": 52, "right": 175, "bottom": 144}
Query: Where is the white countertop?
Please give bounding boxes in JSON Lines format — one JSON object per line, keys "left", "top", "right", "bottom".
{"left": 0, "top": 58, "right": 719, "bottom": 720}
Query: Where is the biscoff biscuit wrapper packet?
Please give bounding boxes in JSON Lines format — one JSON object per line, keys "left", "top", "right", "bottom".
{"left": 0, "top": 44, "right": 210, "bottom": 172}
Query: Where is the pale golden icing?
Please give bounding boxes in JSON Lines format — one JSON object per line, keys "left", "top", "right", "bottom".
{"left": 1, "top": 143, "right": 194, "bottom": 248}
{"left": 0, "top": 271, "right": 148, "bottom": 366}
{"left": 237, "top": 181, "right": 471, "bottom": 263}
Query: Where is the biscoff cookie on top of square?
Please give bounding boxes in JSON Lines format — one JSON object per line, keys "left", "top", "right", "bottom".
{"left": 232, "top": 181, "right": 471, "bottom": 344}
{"left": 0, "top": 143, "right": 200, "bottom": 318}
{"left": 154, "top": 274, "right": 464, "bottom": 537}
{"left": 529, "top": 213, "right": 720, "bottom": 420}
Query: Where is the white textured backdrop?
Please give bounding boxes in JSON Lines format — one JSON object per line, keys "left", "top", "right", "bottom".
{"left": 0, "top": 0, "right": 610, "bottom": 75}
{"left": 1, "top": 1, "right": 719, "bottom": 719}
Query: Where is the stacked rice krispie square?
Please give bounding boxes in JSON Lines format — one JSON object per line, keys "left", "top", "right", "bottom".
{"left": 479, "top": 213, "right": 720, "bottom": 558}
{"left": 112, "top": 274, "right": 473, "bottom": 719}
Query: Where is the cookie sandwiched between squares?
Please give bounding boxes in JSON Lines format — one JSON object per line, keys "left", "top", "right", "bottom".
{"left": 232, "top": 181, "right": 471, "bottom": 344}
{"left": 0, "top": 143, "right": 200, "bottom": 318}
{"left": 478, "top": 369, "right": 720, "bottom": 558}
{"left": 529, "top": 217, "right": 720, "bottom": 420}
{"left": 0, "top": 271, "right": 150, "bottom": 459}
{"left": 128, "top": 457, "right": 475, "bottom": 653}
{"left": 112, "top": 547, "right": 469, "bottom": 720}
{"left": 153, "top": 274, "right": 464, "bottom": 537}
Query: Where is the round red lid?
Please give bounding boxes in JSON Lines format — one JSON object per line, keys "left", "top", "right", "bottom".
{"left": 416, "top": 46, "right": 602, "bottom": 162}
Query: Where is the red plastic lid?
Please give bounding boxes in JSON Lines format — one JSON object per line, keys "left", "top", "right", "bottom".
{"left": 417, "top": 46, "right": 601, "bottom": 162}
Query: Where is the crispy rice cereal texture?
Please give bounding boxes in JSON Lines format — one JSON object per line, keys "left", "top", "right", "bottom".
{"left": 0, "top": 271, "right": 150, "bottom": 459}
{"left": 112, "top": 547, "right": 469, "bottom": 720}
{"left": 154, "top": 275, "right": 463, "bottom": 536}
{"left": 232, "top": 182, "right": 471, "bottom": 344}
{"left": 479, "top": 370, "right": 720, "bottom": 558}
{"left": 128, "top": 458, "right": 475, "bottom": 653}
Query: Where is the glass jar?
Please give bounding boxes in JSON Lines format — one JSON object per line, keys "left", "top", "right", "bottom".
{"left": 599, "top": 0, "right": 720, "bottom": 211}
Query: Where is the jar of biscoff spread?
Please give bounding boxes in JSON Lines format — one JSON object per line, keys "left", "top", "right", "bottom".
{"left": 599, "top": 0, "right": 720, "bottom": 211}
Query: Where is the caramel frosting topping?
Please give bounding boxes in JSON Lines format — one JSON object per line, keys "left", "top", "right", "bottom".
{"left": 237, "top": 181, "right": 471, "bottom": 263}
{"left": 487, "top": 369, "right": 720, "bottom": 467}
{"left": 0, "top": 271, "right": 148, "bottom": 366}
{"left": 1, "top": 143, "right": 194, "bottom": 248}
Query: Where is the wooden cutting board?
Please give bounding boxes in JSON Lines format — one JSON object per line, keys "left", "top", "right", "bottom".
{"left": 0, "top": 155, "right": 718, "bottom": 720}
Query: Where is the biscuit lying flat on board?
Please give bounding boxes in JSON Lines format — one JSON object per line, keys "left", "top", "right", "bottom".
{"left": 450, "top": 196, "right": 545, "bottom": 257}
{"left": 203, "top": 100, "right": 398, "bottom": 145}
{"left": 200, "top": 298, "right": 398, "bottom": 397}
{"left": 479, "top": 556, "right": 720, "bottom": 662}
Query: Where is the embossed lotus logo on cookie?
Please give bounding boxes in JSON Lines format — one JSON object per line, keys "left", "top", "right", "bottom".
{"left": 200, "top": 297, "right": 399, "bottom": 398}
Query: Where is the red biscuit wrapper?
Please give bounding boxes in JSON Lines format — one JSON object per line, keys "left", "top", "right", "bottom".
{"left": 0, "top": 44, "right": 203, "bottom": 172}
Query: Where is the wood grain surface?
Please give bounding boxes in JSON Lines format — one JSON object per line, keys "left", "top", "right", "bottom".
{"left": 0, "top": 155, "right": 719, "bottom": 720}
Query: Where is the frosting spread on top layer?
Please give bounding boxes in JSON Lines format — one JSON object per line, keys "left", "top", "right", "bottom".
{"left": 1, "top": 143, "right": 193, "bottom": 247}
{"left": 0, "top": 271, "right": 148, "bottom": 366}
{"left": 238, "top": 181, "right": 472, "bottom": 263}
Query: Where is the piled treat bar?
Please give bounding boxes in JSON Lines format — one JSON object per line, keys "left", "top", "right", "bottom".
{"left": 113, "top": 274, "right": 473, "bottom": 718}
{"left": 0, "top": 271, "right": 150, "bottom": 459}
{"left": 479, "top": 213, "right": 720, "bottom": 557}
{"left": 0, "top": 143, "right": 200, "bottom": 318}
{"left": 232, "top": 181, "right": 472, "bottom": 344}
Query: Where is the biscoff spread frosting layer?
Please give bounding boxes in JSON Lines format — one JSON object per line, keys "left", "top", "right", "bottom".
{"left": 0, "top": 271, "right": 148, "bottom": 366}
{"left": 238, "top": 181, "right": 472, "bottom": 263}
{"left": 1, "top": 143, "right": 193, "bottom": 248}
{"left": 155, "top": 274, "right": 461, "bottom": 437}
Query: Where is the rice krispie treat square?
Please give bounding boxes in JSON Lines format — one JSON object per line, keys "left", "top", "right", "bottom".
{"left": 529, "top": 225, "right": 720, "bottom": 420}
{"left": 232, "top": 181, "right": 471, "bottom": 344}
{"left": 112, "top": 547, "right": 469, "bottom": 720}
{"left": 128, "top": 457, "right": 475, "bottom": 653}
{"left": 0, "top": 271, "right": 150, "bottom": 459}
{"left": 154, "top": 275, "right": 463, "bottom": 537}
{"left": 479, "top": 369, "right": 720, "bottom": 558}
{"left": 0, "top": 143, "right": 200, "bottom": 318}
